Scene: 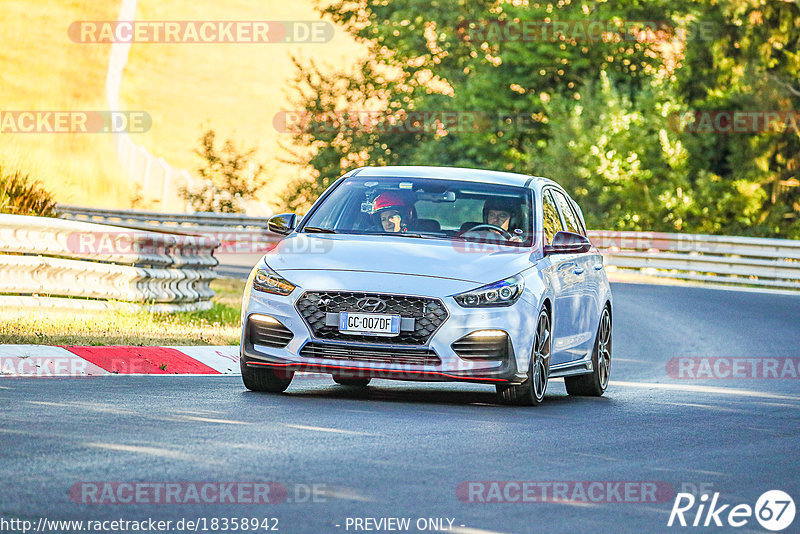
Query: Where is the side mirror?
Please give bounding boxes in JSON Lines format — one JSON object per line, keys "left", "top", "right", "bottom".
{"left": 267, "top": 213, "right": 296, "bottom": 236}
{"left": 544, "top": 231, "right": 592, "bottom": 255}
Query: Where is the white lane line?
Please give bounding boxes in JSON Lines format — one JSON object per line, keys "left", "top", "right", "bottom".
{"left": 609, "top": 380, "right": 800, "bottom": 401}
{"left": 753, "top": 401, "right": 800, "bottom": 409}
{"left": 283, "top": 423, "right": 370, "bottom": 436}
{"left": 84, "top": 442, "right": 192, "bottom": 459}
{"left": 550, "top": 501, "right": 601, "bottom": 508}
{"left": 648, "top": 466, "right": 727, "bottom": 476}
{"left": 315, "top": 486, "right": 375, "bottom": 502}
{"left": 66, "top": 402, "right": 137, "bottom": 415}
{"left": 660, "top": 402, "right": 746, "bottom": 413}
{"left": 176, "top": 415, "right": 250, "bottom": 425}
{"left": 25, "top": 400, "right": 240, "bottom": 425}
{"left": 27, "top": 400, "right": 181, "bottom": 421}
{"left": 25, "top": 400, "right": 70, "bottom": 407}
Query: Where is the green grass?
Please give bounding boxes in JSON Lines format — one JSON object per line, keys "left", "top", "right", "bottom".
{"left": 0, "top": 277, "right": 246, "bottom": 346}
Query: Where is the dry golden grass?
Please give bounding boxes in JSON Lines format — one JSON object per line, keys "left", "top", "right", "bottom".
{"left": 0, "top": 0, "right": 133, "bottom": 207}
{"left": 1, "top": 0, "right": 364, "bottom": 211}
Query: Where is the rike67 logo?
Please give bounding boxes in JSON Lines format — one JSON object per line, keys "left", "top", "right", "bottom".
{"left": 668, "top": 490, "right": 795, "bottom": 531}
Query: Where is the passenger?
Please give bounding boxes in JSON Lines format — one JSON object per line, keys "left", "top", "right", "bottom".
{"left": 373, "top": 192, "right": 413, "bottom": 233}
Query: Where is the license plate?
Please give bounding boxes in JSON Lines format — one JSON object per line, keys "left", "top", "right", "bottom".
{"left": 339, "top": 312, "right": 401, "bottom": 336}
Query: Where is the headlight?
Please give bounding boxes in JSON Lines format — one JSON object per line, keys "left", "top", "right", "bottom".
{"left": 453, "top": 274, "right": 524, "bottom": 308}
{"left": 252, "top": 265, "right": 296, "bottom": 295}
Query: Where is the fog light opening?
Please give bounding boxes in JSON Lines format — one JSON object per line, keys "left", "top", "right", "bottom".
{"left": 452, "top": 330, "right": 510, "bottom": 360}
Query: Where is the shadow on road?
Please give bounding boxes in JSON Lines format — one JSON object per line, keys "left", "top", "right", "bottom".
{"left": 240, "top": 381, "right": 616, "bottom": 409}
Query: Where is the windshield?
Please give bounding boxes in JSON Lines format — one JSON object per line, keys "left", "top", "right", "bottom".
{"left": 300, "top": 176, "right": 534, "bottom": 247}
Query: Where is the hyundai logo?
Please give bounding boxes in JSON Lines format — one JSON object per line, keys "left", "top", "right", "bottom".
{"left": 356, "top": 297, "right": 387, "bottom": 313}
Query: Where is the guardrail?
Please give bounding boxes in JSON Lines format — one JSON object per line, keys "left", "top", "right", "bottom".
{"left": 57, "top": 205, "right": 273, "bottom": 233}
{"left": 53, "top": 206, "right": 800, "bottom": 292}
{"left": 589, "top": 230, "right": 800, "bottom": 290}
{"left": 0, "top": 214, "right": 220, "bottom": 312}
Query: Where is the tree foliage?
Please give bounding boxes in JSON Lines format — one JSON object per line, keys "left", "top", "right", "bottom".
{"left": 181, "top": 130, "right": 266, "bottom": 213}
{"left": 283, "top": 0, "right": 800, "bottom": 237}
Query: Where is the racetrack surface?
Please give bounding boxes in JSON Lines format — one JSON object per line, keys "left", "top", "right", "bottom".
{"left": 1, "top": 283, "right": 799, "bottom": 533}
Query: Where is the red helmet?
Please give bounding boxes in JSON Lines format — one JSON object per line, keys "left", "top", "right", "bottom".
{"left": 373, "top": 191, "right": 412, "bottom": 219}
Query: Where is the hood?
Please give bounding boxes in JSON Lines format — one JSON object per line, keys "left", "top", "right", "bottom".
{"left": 264, "top": 233, "right": 536, "bottom": 285}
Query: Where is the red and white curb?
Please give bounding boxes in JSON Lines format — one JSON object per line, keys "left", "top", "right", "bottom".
{"left": 0, "top": 345, "right": 241, "bottom": 377}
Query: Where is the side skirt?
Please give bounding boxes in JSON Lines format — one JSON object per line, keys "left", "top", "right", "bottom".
{"left": 549, "top": 356, "right": 593, "bottom": 378}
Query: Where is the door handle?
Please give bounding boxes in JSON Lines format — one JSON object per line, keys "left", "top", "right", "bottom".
{"left": 573, "top": 268, "right": 585, "bottom": 275}
{"left": 593, "top": 264, "right": 603, "bottom": 270}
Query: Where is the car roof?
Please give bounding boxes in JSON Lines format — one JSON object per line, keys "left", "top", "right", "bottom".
{"left": 350, "top": 165, "right": 557, "bottom": 189}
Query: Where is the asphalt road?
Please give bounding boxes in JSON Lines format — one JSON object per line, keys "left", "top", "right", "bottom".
{"left": 1, "top": 283, "right": 799, "bottom": 534}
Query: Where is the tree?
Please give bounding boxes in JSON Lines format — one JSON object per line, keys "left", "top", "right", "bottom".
{"left": 283, "top": 0, "right": 677, "bottom": 212}
{"left": 282, "top": 0, "right": 800, "bottom": 238}
{"left": 180, "top": 130, "right": 267, "bottom": 213}
{"left": 676, "top": 0, "right": 800, "bottom": 237}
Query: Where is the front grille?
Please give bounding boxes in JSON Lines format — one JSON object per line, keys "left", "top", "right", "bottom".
{"left": 248, "top": 317, "right": 294, "bottom": 348}
{"left": 295, "top": 291, "right": 448, "bottom": 345}
{"left": 452, "top": 331, "right": 509, "bottom": 360}
{"left": 299, "top": 341, "right": 441, "bottom": 366}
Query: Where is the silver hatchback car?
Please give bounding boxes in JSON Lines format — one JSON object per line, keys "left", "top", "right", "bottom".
{"left": 240, "top": 166, "right": 612, "bottom": 405}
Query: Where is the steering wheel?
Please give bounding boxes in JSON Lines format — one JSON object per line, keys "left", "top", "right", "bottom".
{"left": 458, "top": 224, "right": 513, "bottom": 240}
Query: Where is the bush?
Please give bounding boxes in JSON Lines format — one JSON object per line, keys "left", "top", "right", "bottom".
{"left": 0, "top": 167, "right": 57, "bottom": 217}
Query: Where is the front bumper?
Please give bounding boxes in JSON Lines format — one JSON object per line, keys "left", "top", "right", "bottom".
{"left": 240, "top": 284, "right": 535, "bottom": 385}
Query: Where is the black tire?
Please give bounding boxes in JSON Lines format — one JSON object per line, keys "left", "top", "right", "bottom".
{"left": 333, "top": 377, "right": 371, "bottom": 387}
{"left": 496, "top": 308, "right": 551, "bottom": 406}
{"left": 565, "top": 306, "right": 611, "bottom": 397}
{"left": 240, "top": 358, "right": 293, "bottom": 393}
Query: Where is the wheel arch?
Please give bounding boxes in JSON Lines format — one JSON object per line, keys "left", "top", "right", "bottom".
{"left": 541, "top": 297, "right": 552, "bottom": 317}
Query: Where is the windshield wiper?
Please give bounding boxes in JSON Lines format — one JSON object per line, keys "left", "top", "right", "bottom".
{"left": 375, "top": 231, "right": 441, "bottom": 239}
{"left": 303, "top": 226, "right": 336, "bottom": 234}
{"left": 450, "top": 234, "right": 525, "bottom": 246}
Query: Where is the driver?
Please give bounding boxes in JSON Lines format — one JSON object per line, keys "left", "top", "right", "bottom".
{"left": 373, "top": 191, "right": 412, "bottom": 233}
{"left": 482, "top": 198, "right": 523, "bottom": 241}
